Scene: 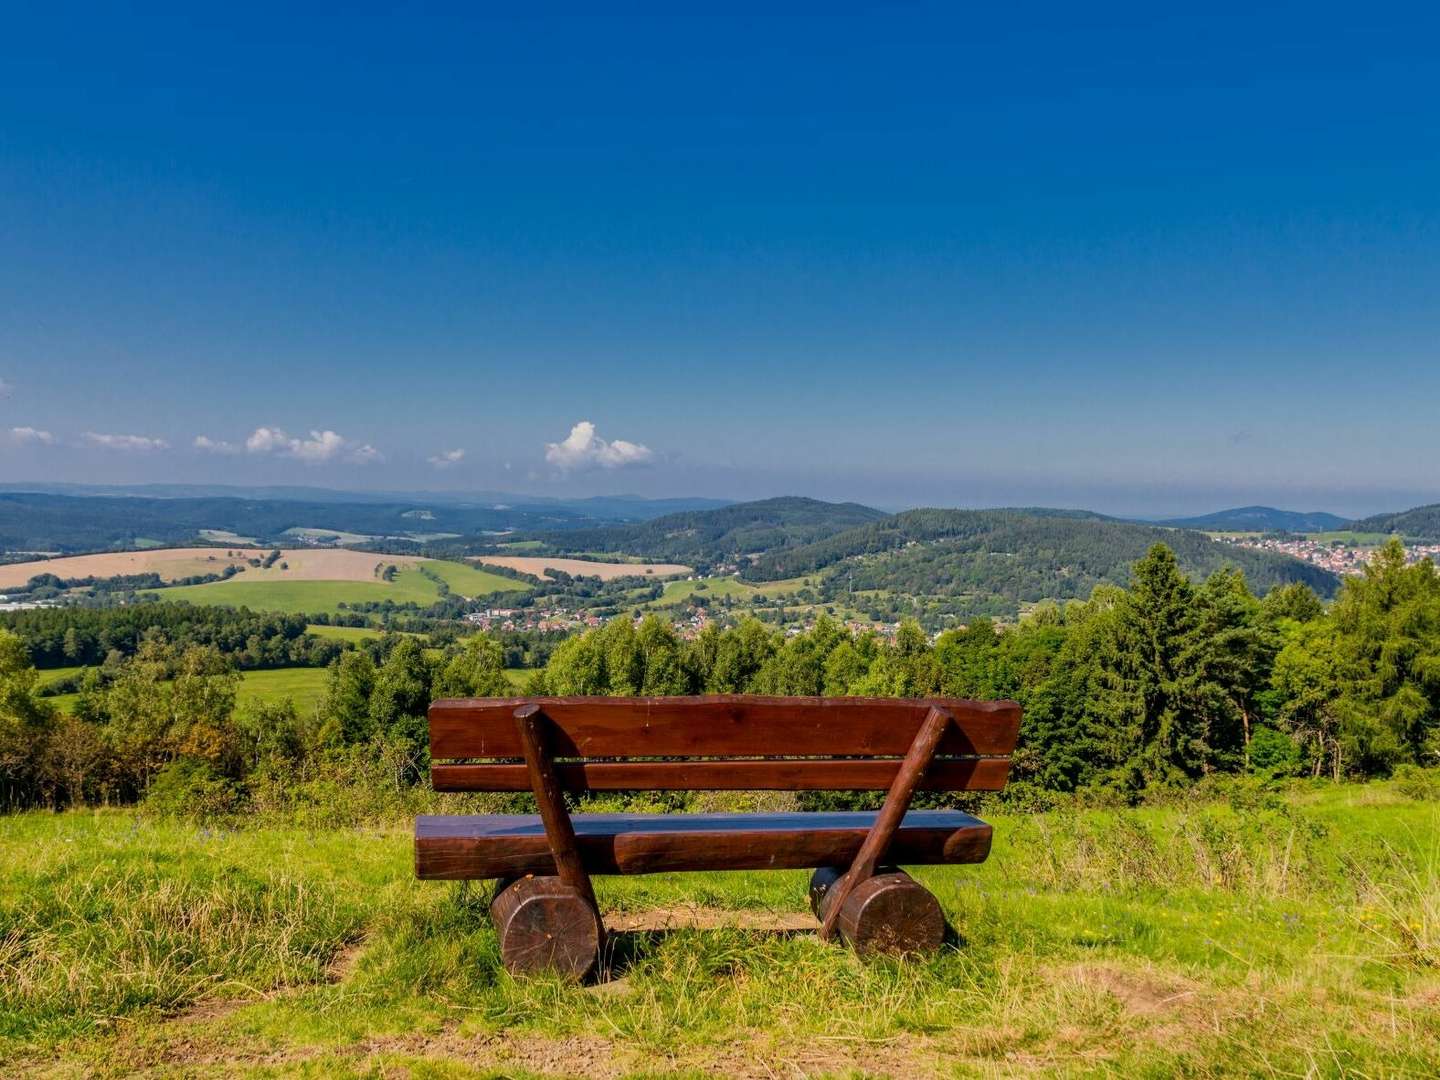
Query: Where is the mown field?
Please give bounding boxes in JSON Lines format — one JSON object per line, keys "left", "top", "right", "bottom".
{"left": 39, "top": 662, "right": 534, "bottom": 715}
{"left": 1, "top": 782, "right": 1436, "bottom": 1077}
{"left": 154, "top": 560, "right": 522, "bottom": 615}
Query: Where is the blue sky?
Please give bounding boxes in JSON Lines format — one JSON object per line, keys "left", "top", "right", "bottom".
{"left": 2, "top": 4, "right": 1437, "bottom": 516}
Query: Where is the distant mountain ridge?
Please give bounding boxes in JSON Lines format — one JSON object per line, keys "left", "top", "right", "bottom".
{"left": 488, "top": 496, "right": 890, "bottom": 564}
{"left": 0, "top": 491, "right": 704, "bottom": 554}
{"left": 0, "top": 482, "right": 730, "bottom": 521}
{"left": 1154, "top": 506, "right": 1351, "bottom": 533}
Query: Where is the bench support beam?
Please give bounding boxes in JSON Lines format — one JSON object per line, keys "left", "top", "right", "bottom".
{"left": 810, "top": 866, "right": 945, "bottom": 955}
{"left": 509, "top": 704, "right": 603, "bottom": 978}
{"left": 818, "top": 705, "right": 953, "bottom": 942}
{"left": 514, "top": 704, "right": 598, "bottom": 909}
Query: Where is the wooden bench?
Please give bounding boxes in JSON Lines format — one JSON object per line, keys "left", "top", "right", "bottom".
{"left": 415, "top": 695, "right": 1021, "bottom": 978}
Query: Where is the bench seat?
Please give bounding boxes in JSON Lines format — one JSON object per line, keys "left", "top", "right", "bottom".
{"left": 415, "top": 809, "right": 992, "bottom": 879}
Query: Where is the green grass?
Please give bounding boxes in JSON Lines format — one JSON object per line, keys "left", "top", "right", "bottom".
{"left": 644, "top": 575, "right": 821, "bottom": 610}
{"left": 647, "top": 576, "right": 758, "bottom": 608}
{"left": 1, "top": 783, "right": 1437, "bottom": 1075}
{"left": 152, "top": 566, "right": 440, "bottom": 615}
{"left": 418, "top": 559, "right": 528, "bottom": 599}
{"left": 234, "top": 667, "right": 331, "bottom": 710}
{"left": 41, "top": 667, "right": 331, "bottom": 716}
{"left": 304, "top": 623, "right": 386, "bottom": 642}
{"left": 153, "top": 561, "right": 524, "bottom": 616}
{"left": 35, "top": 665, "right": 88, "bottom": 689}
{"left": 1306, "top": 530, "right": 1394, "bottom": 545}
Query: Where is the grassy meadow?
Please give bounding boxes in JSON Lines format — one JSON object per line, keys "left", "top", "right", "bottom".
{"left": 154, "top": 559, "right": 522, "bottom": 615}
{"left": 1, "top": 782, "right": 1436, "bottom": 1077}
{"left": 39, "top": 662, "right": 534, "bottom": 716}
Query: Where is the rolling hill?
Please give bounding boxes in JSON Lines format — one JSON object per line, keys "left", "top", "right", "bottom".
{"left": 1350, "top": 503, "right": 1440, "bottom": 541}
{"left": 1155, "top": 506, "right": 1351, "bottom": 532}
{"left": 0, "top": 492, "right": 608, "bottom": 553}
{"left": 483, "top": 496, "right": 889, "bottom": 566}
{"left": 742, "top": 508, "right": 1340, "bottom": 612}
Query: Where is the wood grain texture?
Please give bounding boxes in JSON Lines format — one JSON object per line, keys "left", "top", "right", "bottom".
{"left": 489, "top": 875, "right": 602, "bottom": 979}
{"left": 820, "top": 705, "right": 952, "bottom": 941}
{"left": 429, "top": 696, "right": 1021, "bottom": 760}
{"left": 430, "top": 756, "right": 1012, "bottom": 793}
{"left": 809, "top": 866, "right": 946, "bottom": 956}
{"left": 415, "top": 809, "right": 992, "bottom": 879}
{"left": 513, "top": 704, "right": 597, "bottom": 908}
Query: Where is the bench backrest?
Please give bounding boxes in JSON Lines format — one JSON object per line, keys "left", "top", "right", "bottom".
{"left": 428, "top": 695, "right": 1020, "bottom": 793}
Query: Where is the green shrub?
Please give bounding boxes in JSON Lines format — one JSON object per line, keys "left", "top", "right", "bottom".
{"left": 1249, "top": 726, "right": 1303, "bottom": 777}
{"left": 1393, "top": 763, "right": 1440, "bottom": 801}
{"left": 143, "top": 759, "right": 242, "bottom": 822}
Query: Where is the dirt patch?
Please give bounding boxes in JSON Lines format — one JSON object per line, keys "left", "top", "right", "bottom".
{"left": 326, "top": 938, "right": 366, "bottom": 982}
{"left": 95, "top": 1027, "right": 941, "bottom": 1079}
{"left": 606, "top": 905, "right": 816, "bottom": 933}
{"left": 472, "top": 555, "right": 692, "bottom": 582}
{"left": 1060, "top": 961, "right": 1202, "bottom": 1017}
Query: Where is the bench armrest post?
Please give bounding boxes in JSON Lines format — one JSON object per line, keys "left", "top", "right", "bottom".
{"left": 514, "top": 704, "right": 598, "bottom": 908}
{"left": 819, "top": 704, "right": 954, "bottom": 941}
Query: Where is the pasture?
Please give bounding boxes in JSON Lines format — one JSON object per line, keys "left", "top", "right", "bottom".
{"left": 647, "top": 576, "right": 759, "bottom": 607}
{"left": 36, "top": 666, "right": 332, "bottom": 715}
{"left": 234, "top": 666, "right": 331, "bottom": 710}
{"left": 419, "top": 560, "right": 528, "bottom": 598}
{"left": 153, "top": 558, "right": 523, "bottom": 615}
{"left": 304, "top": 623, "right": 388, "bottom": 642}
{"left": 474, "top": 555, "right": 692, "bottom": 582}
{"left": 0, "top": 782, "right": 1435, "bottom": 1076}
{"left": 156, "top": 572, "right": 439, "bottom": 615}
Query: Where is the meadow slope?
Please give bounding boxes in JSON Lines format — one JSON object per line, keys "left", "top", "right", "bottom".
{"left": 1, "top": 782, "right": 1436, "bottom": 1077}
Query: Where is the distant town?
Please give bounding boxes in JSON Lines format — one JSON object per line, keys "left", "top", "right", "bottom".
{"left": 1219, "top": 534, "right": 1440, "bottom": 574}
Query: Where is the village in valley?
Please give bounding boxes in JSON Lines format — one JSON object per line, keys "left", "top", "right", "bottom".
{"left": 1216, "top": 532, "right": 1440, "bottom": 575}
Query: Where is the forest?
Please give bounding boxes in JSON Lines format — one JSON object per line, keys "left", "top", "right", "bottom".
{"left": 1354, "top": 501, "right": 1440, "bottom": 540}
{"left": 475, "top": 496, "right": 889, "bottom": 566}
{"left": 2, "top": 539, "right": 1436, "bottom": 815}
{"left": 743, "top": 508, "right": 1340, "bottom": 599}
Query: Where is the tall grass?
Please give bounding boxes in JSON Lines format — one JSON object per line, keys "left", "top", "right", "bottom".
{"left": 1, "top": 784, "right": 1438, "bottom": 1075}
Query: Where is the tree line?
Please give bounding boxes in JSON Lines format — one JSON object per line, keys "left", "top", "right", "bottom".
{"left": 0, "top": 540, "right": 1435, "bottom": 815}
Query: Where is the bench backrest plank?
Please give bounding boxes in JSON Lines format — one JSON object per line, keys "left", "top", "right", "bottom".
{"left": 429, "top": 695, "right": 1020, "bottom": 793}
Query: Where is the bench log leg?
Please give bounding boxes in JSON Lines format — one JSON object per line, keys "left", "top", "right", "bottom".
{"left": 809, "top": 866, "right": 945, "bottom": 957}
{"left": 491, "top": 875, "right": 603, "bottom": 979}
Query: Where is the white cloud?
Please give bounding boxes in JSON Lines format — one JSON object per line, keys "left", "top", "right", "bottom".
{"left": 346, "top": 442, "right": 384, "bottom": 465}
{"left": 243, "top": 426, "right": 382, "bottom": 465}
{"left": 9, "top": 426, "right": 54, "bottom": 446}
{"left": 244, "top": 426, "right": 293, "bottom": 455}
{"left": 82, "top": 432, "right": 170, "bottom": 452}
{"left": 0, "top": 378, "right": 12, "bottom": 399}
{"left": 544, "top": 421, "right": 654, "bottom": 472}
{"left": 428, "top": 448, "right": 465, "bottom": 469}
{"left": 193, "top": 435, "right": 240, "bottom": 454}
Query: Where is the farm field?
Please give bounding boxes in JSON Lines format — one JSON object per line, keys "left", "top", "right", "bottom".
{"left": 647, "top": 576, "right": 759, "bottom": 607}
{"left": 156, "top": 573, "right": 438, "bottom": 615}
{"left": 36, "top": 666, "right": 333, "bottom": 715}
{"left": 304, "top": 623, "right": 387, "bottom": 642}
{"left": 153, "top": 557, "right": 523, "bottom": 615}
{"left": 418, "top": 559, "right": 527, "bottom": 598}
{"left": 1, "top": 782, "right": 1436, "bottom": 1076}
{"left": 1306, "top": 530, "right": 1394, "bottom": 545}
{"left": 234, "top": 666, "right": 330, "bottom": 710}
{"left": 0, "top": 548, "right": 264, "bottom": 589}
{"left": 473, "top": 555, "right": 692, "bottom": 581}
